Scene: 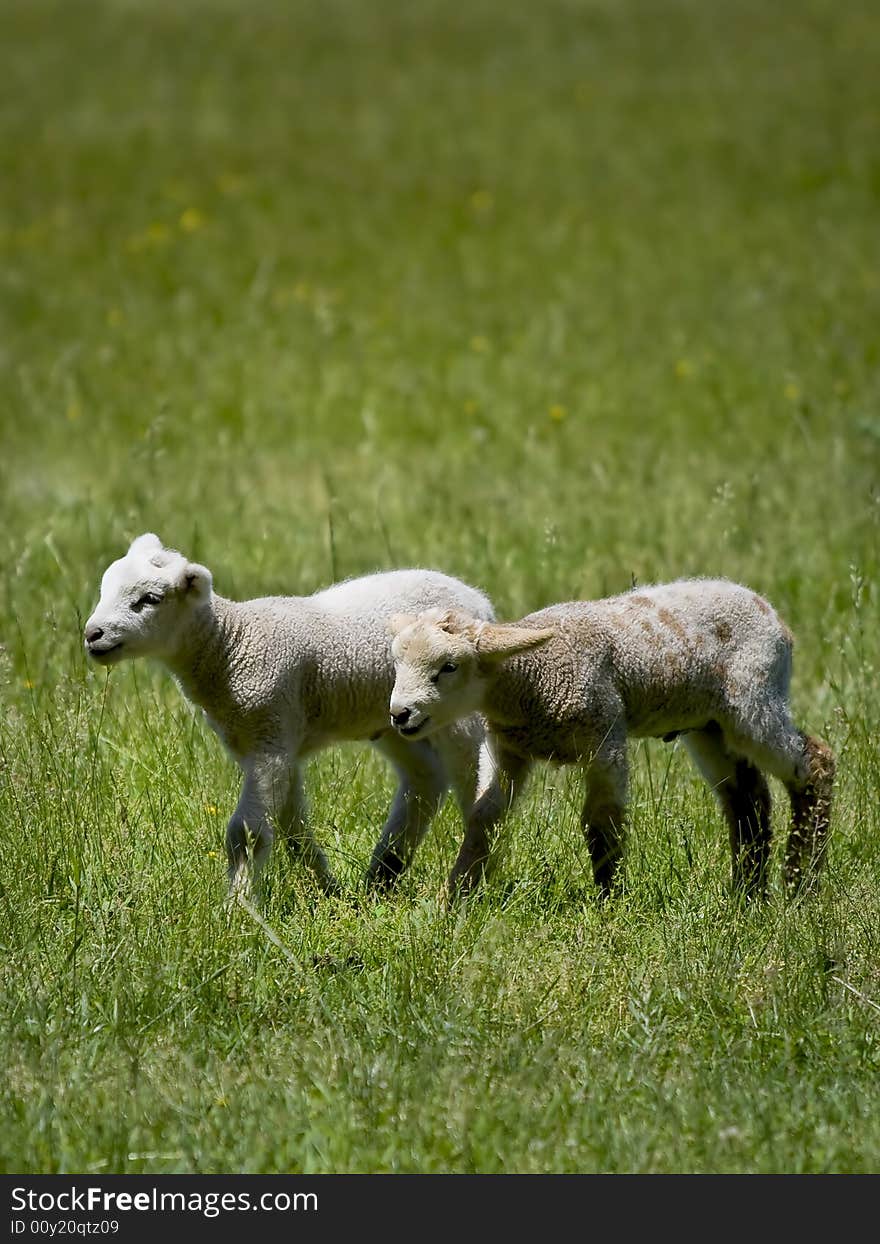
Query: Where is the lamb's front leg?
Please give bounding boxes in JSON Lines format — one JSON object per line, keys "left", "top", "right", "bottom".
{"left": 447, "top": 741, "right": 531, "bottom": 898}
{"left": 365, "top": 732, "right": 448, "bottom": 887}
{"left": 225, "top": 765, "right": 275, "bottom": 904}
{"left": 226, "top": 752, "right": 338, "bottom": 903}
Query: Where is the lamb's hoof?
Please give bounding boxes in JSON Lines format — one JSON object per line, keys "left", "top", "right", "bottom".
{"left": 783, "top": 869, "right": 822, "bottom": 901}
{"left": 224, "top": 888, "right": 260, "bottom": 917}
{"left": 365, "top": 851, "right": 406, "bottom": 890}
{"left": 445, "top": 871, "right": 482, "bottom": 906}
{"left": 225, "top": 871, "right": 259, "bottom": 912}
{"left": 322, "top": 881, "right": 360, "bottom": 909}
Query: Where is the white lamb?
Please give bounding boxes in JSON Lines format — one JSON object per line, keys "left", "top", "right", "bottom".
{"left": 84, "top": 533, "right": 503, "bottom": 900}
{"left": 388, "top": 579, "right": 835, "bottom": 899}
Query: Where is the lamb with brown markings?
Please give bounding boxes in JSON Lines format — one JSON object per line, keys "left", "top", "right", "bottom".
{"left": 388, "top": 578, "right": 835, "bottom": 900}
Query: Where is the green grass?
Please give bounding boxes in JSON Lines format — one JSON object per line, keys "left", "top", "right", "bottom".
{"left": 2, "top": 0, "right": 879, "bottom": 1173}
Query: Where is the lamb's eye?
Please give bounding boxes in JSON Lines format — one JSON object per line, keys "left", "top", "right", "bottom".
{"left": 430, "top": 661, "right": 457, "bottom": 684}
{"left": 130, "top": 592, "right": 163, "bottom": 612}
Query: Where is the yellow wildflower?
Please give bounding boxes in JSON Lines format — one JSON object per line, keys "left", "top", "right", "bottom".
{"left": 179, "top": 208, "right": 205, "bottom": 233}
{"left": 469, "top": 189, "right": 493, "bottom": 213}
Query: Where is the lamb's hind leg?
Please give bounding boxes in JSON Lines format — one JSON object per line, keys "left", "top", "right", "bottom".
{"left": 581, "top": 740, "right": 629, "bottom": 898}
{"left": 365, "top": 732, "right": 448, "bottom": 887}
{"left": 273, "top": 763, "right": 339, "bottom": 896}
{"left": 784, "top": 733, "right": 835, "bottom": 892}
{"left": 724, "top": 717, "right": 836, "bottom": 895}
{"left": 683, "top": 724, "right": 772, "bottom": 897}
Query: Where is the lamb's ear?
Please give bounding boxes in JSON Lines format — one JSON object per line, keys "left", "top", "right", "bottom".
{"left": 434, "top": 608, "right": 480, "bottom": 635}
{"left": 389, "top": 612, "right": 419, "bottom": 636}
{"left": 128, "top": 532, "right": 163, "bottom": 556}
{"left": 181, "top": 561, "right": 213, "bottom": 601}
{"left": 475, "top": 624, "right": 556, "bottom": 663}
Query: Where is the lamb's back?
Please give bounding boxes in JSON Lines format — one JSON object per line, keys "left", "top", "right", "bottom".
{"left": 241, "top": 570, "right": 494, "bottom": 747}
{"left": 513, "top": 578, "right": 791, "bottom": 741}
{"left": 312, "top": 568, "right": 494, "bottom": 624}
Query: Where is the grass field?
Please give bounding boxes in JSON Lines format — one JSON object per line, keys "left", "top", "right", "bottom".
{"left": 1, "top": 0, "right": 879, "bottom": 1174}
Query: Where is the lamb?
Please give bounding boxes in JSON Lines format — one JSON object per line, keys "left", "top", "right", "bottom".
{"left": 83, "top": 533, "right": 505, "bottom": 901}
{"left": 388, "top": 578, "right": 836, "bottom": 900}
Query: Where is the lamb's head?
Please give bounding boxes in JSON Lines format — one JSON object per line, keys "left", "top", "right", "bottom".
{"left": 84, "top": 533, "right": 213, "bottom": 666}
{"left": 388, "top": 608, "right": 555, "bottom": 739}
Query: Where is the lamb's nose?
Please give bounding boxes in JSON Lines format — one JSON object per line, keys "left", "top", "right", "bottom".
{"left": 391, "top": 707, "right": 411, "bottom": 728}
{"left": 85, "top": 626, "right": 104, "bottom": 644}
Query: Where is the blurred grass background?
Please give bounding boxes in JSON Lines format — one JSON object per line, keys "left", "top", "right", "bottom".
{"left": 1, "top": 0, "right": 879, "bottom": 1173}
